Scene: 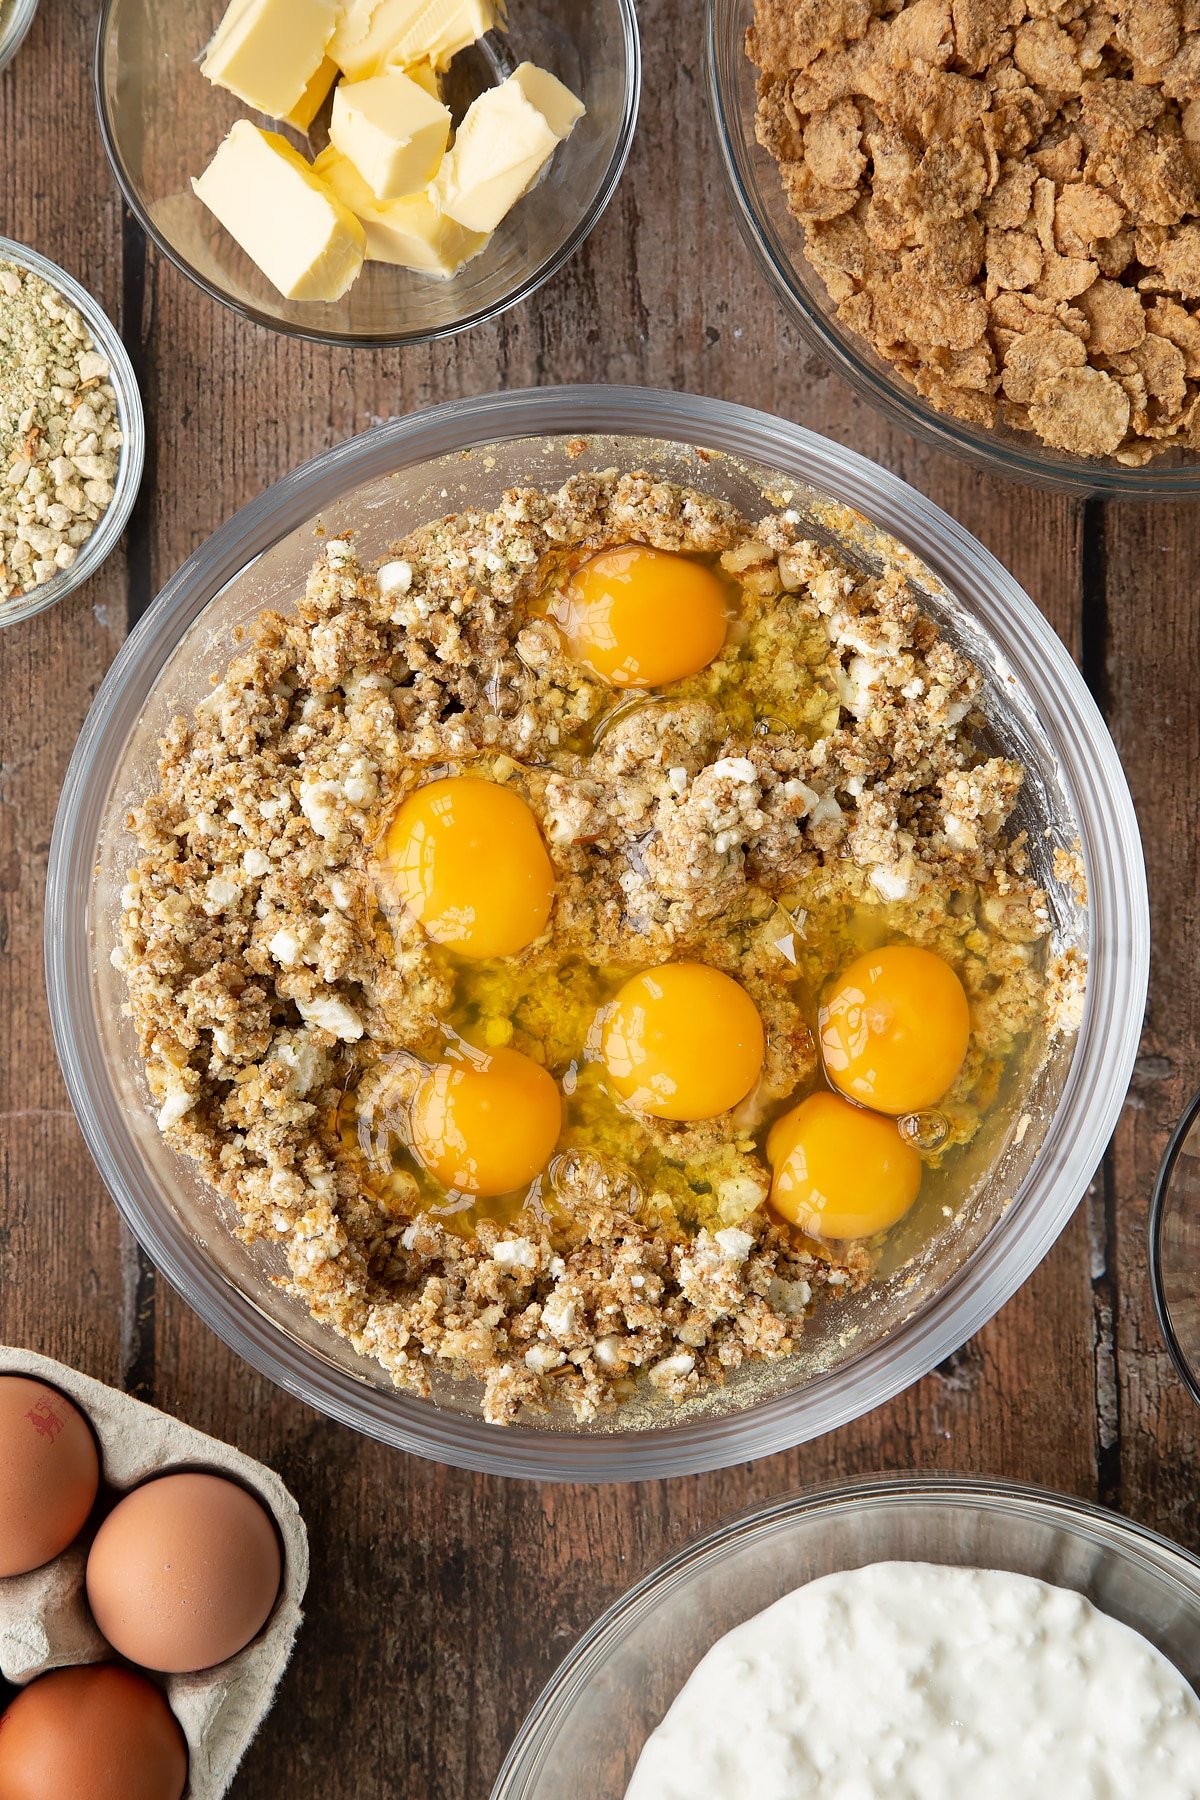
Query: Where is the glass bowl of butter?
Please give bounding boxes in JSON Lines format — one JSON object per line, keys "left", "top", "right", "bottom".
{"left": 94, "top": 0, "right": 640, "bottom": 346}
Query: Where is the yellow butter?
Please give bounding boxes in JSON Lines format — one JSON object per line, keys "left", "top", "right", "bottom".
{"left": 436, "top": 61, "right": 585, "bottom": 235}
{"left": 313, "top": 147, "right": 485, "bottom": 274}
{"left": 393, "top": 58, "right": 441, "bottom": 99}
{"left": 193, "top": 122, "right": 366, "bottom": 302}
{"left": 283, "top": 56, "right": 340, "bottom": 132}
{"left": 330, "top": 0, "right": 499, "bottom": 82}
{"left": 201, "top": 0, "right": 339, "bottom": 120}
{"left": 330, "top": 69, "right": 451, "bottom": 201}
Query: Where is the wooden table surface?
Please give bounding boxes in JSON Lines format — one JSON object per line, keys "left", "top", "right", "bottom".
{"left": 2, "top": 3, "right": 1198, "bottom": 1794}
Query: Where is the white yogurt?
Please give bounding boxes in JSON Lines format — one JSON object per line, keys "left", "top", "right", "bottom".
{"left": 625, "top": 1562, "right": 1200, "bottom": 1799}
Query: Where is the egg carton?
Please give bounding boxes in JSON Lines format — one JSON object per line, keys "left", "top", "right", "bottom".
{"left": 0, "top": 1347, "right": 309, "bottom": 1798}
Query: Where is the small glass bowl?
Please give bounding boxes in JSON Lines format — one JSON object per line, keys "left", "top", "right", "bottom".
{"left": 1149, "top": 1088, "right": 1200, "bottom": 1409}
{"left": 704, "top": 0, "right": 1200, "bottom": 499}
{"left": 0, "top": 238, "right": 145, "bottom": 630}
{"left": 93, "top": 0, "right": 640, "bottom": 348}
{"left": 492, "top": 1476, "right": 1200, "bottom": 1797}
{"left": 0, "top": 0, "right": 38, "bottom": 76}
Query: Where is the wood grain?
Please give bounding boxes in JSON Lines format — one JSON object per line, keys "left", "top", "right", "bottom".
{"left": 0, "top": 1, "right": 1191, "bottom": 1795}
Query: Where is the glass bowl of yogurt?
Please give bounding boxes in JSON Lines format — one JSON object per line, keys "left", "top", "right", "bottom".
{"left": 493, "top": 1475, "right": 1200, "bottom": 1797}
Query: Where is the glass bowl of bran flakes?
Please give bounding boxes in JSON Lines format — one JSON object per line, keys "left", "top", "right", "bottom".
{"left": 706, "top": 0, "right": 1200, "bottom": 498}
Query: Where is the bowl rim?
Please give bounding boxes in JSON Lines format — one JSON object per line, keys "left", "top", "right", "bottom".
{"left": 490, "top": 1471, "right": 1200, "bottom": 1797}
{"left": 701, "top": 0, "right": 1200, "bottom": 500}
{"left": 92, "top": 0, "right": 642, "bottom": 350}
{"left": 45, "top": 384, "right": 1149, "bottom": 1481}
{"left": 1148, "top": 1084, "right": 1200, "bottom": 1412}
{"left": 0, "top": 0, "right": 39, "bottom": 75}
{"left": 0, "top": 235, "right": 145, "bottom": 629}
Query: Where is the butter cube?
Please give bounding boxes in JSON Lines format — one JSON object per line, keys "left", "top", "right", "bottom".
{"left": 193, "top": 122, "right": 366, "bottom": 302}
{"left": 283, "top": 56, "right": 340, "bottom": 132}
{"left": 436, "top": 62, "right": 585, "bottom": 235}
{"left": 330, "top": 0, "right": 499, "bottom": 81}
{"left": 394, "top": 58, "right": 442, "bottom": 100}
{"left": 314, "top": 147, "right": 485, "bottom": 274}
{"left": 330, "top": 69, "right": 451, "bottom": 202}
{"left": 202, "top": 0, "right": 339, "bottom": 120}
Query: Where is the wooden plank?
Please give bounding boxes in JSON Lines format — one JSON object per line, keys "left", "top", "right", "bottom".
{"left": 1099, "top": 499, "right": 1200, "bottom": 1543}
{"left": 0, "top": 0, "right": 133, "bottom": 1387}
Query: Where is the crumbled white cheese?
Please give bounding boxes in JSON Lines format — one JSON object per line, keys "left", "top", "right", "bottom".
{"left": 377, "top": 558, "right": 413, "bottom": 596}
{"left": 541, "top": 1289, "right": 579, "bottom": 1341}
{"left": 714, "top": 1227, "right": 755, "bottom": 1265}
{"left": 782, "top": 777, "right": 819, "bottom": 810}
{"left": 156, "top": 1084, "right": 194, "bottom": 1131}
{"left": 767, "top": 1275, "right": 813, "bottom": 1317}
{"left": 649, "top": 1351, "right": 695, "bottom": 1385}
{"left": 525, "top": 1343, "right": 565, "bottom": 1374}
{"left": 328, "top": 874, "right": 355, "bottom": 913}
{"left": 203, "top": 874, "right": 240, "bottom": 913}
{"left": 268, "top": 927, "right": 302, "bottom": 967}
{"left": 296, "top": 995, "right": 363, "bottom": 1042}
{"left": 717, "top": 1175, "right": 765, "bottom": 1222}
{"left": 809, "top": 792, "right": 843, "bottom": 829}
{"left": 493, "top": 1237, "right": 538, "bottom": 1273}
{"left": 274, "top": 1031, "right": 327, "bottom": 1096}
{"left": 299, "top": 779, "right": 344, "bottom": 841}
{"left": 243, "top": 847, "right": 270, "bottom": 877}
{"left": 712, "top": 756, "right": 757, "bottom": 784}
{"left": 869, "top": 864, "right": 911, "bottom": 902}
{"left": 595, "top": 1335, "right": 627, "bottom": 1369}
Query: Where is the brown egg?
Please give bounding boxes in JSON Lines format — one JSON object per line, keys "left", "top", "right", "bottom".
{"left": 85, "top": 1470, "right": 282, "bottom": 1673}
{"left": 0, "top": 1664, "right": 187, "bottom": 1800}
{"left": 0, "top": 1376, "right": 100, "bottom": 1577}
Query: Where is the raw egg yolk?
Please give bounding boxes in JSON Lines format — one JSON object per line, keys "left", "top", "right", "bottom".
{"left": 552, "top": 545, "right": 729, "bottom": 688}
{"left": 410, "top": 1045, "right": 562, "bottom": 1199}
{"left": 600, "top": 962, "right": 765, "bottom": 1121}
{"left": 818, "top": 944, "right": 970, "bottom": 1116}
{"left": 767, "top": 1091, "right": 922, "bottom": 1241}
{"left": 384, "top": 776, "right": 555, "bottom": 960}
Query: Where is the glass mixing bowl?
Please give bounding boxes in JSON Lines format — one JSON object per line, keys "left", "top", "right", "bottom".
{"left": 45, "top": 386, "right": 1148, "bottom": 1481}
{"left": 704, "top": 0, "right": 1200, "bottom": 499}
{"left": 492, "top": 1475, "right": 1200, "bottom": 1797}
{"left": 0, "top": 237, "right": 145, "bottom": 630}
{"left": 94, "top": 0, "right": 640, "bottom": 347}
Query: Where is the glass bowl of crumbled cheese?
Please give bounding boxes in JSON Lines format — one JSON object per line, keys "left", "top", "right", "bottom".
{"left": 94, "top": 0, "right": 640, "bottom": 347}
{"left": 706, "top": 0, "right": 1200, "bottom": 498}
{"left": 46, "top": 388, "right": 1146, "bottom": 1481}
{"left": 0, "top": 239, "right": 144, "bottom": 628}
{"left": 493, "top": 1476, "right": 1200, "bottom": 1797}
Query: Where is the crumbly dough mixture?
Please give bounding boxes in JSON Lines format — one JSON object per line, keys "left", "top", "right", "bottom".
{"left": 117, "top": 471, "right": 1076, "bottom": 1425}
{"left": 748, "top": 0, "right": 1200, "bottom": 463}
